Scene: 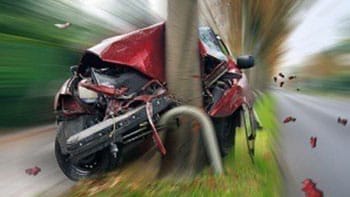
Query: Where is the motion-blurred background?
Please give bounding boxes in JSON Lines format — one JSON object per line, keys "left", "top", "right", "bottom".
{"left": 0, "top": 0, "right": 349, "bottom": 127}
{"left": 0, "top": 0, "right": 165, "bottom": 127}
{"left": 1, "top": 1, "right": 350, "bottom": 197}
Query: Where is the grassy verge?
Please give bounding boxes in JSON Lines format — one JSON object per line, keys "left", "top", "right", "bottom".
{"left": 67, "top": 94, "right": 281, "bottom": 197}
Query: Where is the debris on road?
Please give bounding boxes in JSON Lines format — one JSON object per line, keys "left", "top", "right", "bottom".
{"left": 280, "top": 81, "right": 285, "bottom": 87}
{"left": 283, "top": 116, "right": 296, "bottom": 124}
{"left": 302, "top": 179, "right": 323, "bottom": 197}
{"left": 310, "top": 136, "right": 317, "bottom": 148}
{"left": 337, "top": 117, "right": 347, "bottom": 126}
{"left": 54, "top": 22, "right": 71, "bottom": 29}
{"left": 25, "top": 166, "right": 41, "bottom": 176}
{"left": 288, "top": 75, "right": 296, "bottom": 80}
{"left": 278, "top": 73, "right": 285, "bottom": 78}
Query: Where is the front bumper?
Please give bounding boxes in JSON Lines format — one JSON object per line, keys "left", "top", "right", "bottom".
{"left": 65, "top": 96, "right": 174, "bottom": 161}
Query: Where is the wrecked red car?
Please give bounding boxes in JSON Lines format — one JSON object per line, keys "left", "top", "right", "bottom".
{"left": 54, "top": 22, "right": 255, "bottom": 180}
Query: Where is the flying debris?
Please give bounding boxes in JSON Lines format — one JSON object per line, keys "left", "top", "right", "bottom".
{"left": 310, "top": 136, "right": 317, "bottom": 148}
{"left": 283, "top": 116, "right": 296, "bottom": 124}
{"left": 302, "top": 179, "right": 323, "bottom": 197}
{"left": 288, "top": 75, "right": 296, "bottom": 80}
{"left": 279, "top": 81, "right": 285, "bottom": 87}
{"left": 337, "top": 117, "right": 347, "bottom": 126}
{"left": 54, "top": 22, "right": 71, "bottom": 29}
{"left": 278, "top": 73, "right": 285, "bottom": 78}
{"left": 25, "top": 166, "right": 41, "bottom": 176}
{"left": 273, "top": 76, "right": 277, "bottom": 83}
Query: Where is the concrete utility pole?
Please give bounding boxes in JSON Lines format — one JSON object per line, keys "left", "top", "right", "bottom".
{"left": 165, "top": 0, "right": 202, "bottom": 106}
{"left": 159, "top": 0, "right": 204, "bottom": 177}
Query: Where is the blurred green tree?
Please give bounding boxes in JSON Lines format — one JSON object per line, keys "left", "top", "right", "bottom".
{"left": 200, "top": 0, "right": 309, "bottom": 90}
{"left": 0, "top": 0, "right": 160, "bottom": 128}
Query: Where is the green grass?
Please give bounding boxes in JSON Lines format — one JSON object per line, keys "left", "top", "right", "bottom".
{"left": 67, "top": 94, "right": 281, "bottom": 197}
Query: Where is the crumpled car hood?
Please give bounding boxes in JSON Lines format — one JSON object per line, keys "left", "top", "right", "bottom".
{"left": 88, "top": 22, "right": 165, "bottom": 81}
{"left": 86, "top": 22, "right": 230, "bottom": 82}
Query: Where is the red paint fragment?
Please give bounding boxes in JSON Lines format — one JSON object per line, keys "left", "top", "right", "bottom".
{"left": 283, "top": 116, "right": 296, "bottom": 123}
{"left": 310, "top": 136, "right": 317, "bottom": 148}
{"left": 278, "top": 73, "right": 285, "bottom": 78}
{"left": 280, "top": 81, "right": 284, "bottom": 87}
{"left": 25, "top": 166, "right": 41, "bottom": 176}
{"left": 337, "top": 117, "right": 347, "bottom": 126}
{"left": 302, "top": 179, "right": 323, "bottom": 197}
{"left": 288, "top": 75, "right": 296, "bottom": 80}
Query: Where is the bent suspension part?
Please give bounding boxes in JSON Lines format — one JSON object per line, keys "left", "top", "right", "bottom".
{"left": 241, "top": 104, "right": 257, "bottom": 164}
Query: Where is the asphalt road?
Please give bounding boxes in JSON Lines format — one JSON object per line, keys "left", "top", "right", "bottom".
{"left": 274, "top": 90, "right": 350, "bottom": 197}
{"left": 0, "top": 125, "right": 74, "bottom": 197}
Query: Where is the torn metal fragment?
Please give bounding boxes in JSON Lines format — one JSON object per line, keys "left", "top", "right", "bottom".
{"left": 302, "top": 179, "right": 323, "bottom": 197}
{"left": 283, "top": 116, "right": 296, "bottom": 123}
{"left": 280, "top": 81, "right": 284, "bottom": 87}
{"left": 310, "top": 136, "right": 317, "bottom": 148}
{"left": 25, "top": 166, "right": 41, "bottom": 176}
{"left": 337, "top": 117, "right": 347, "bottom": 126}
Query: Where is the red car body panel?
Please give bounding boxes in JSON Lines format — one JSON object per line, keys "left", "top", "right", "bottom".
{"left": 208, "top": 59, "right": 250, "bottom": 117}
{"left": 88, "top": 22, "right": 166, "bottom": 81}
{"left": 54, "top": 79, "right": 73, "bottom": 111}
{"left": 209, "top": 88, "right": 243, "bottom": 117}
{"left": 209, "top": 85, "right": 244, "bottom": 117}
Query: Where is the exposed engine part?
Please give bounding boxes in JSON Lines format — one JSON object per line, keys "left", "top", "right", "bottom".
{"left": 77, "top": 79, "right": 98, "bottom": 103}
{"left": 91, "top": 68, "right": 150, "bottom": 96}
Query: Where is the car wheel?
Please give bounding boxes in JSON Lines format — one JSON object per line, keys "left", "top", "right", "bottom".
{"left": 212, "top": 112, "right": 239, "bottom": 157}
{"left": 55, "top": 117, "right": 119, "bottom": 181}
{"left": 55, "top": 139, "right": 116, "bottom": 181}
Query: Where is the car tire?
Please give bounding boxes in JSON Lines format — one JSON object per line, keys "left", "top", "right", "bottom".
{"left": 212, "top": 111, "right": 239, "bottom": 157}
{"left": 55, "top": 117, "right": 119, "bottom": 181}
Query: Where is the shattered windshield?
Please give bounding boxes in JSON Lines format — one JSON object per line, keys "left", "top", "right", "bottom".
{"left": 199, "top": 27, "right": 227, "bottom": 61}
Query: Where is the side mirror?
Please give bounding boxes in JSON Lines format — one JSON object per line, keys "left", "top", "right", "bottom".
{"left": 237, "top": 55, "right": 254, "bottom": 69}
